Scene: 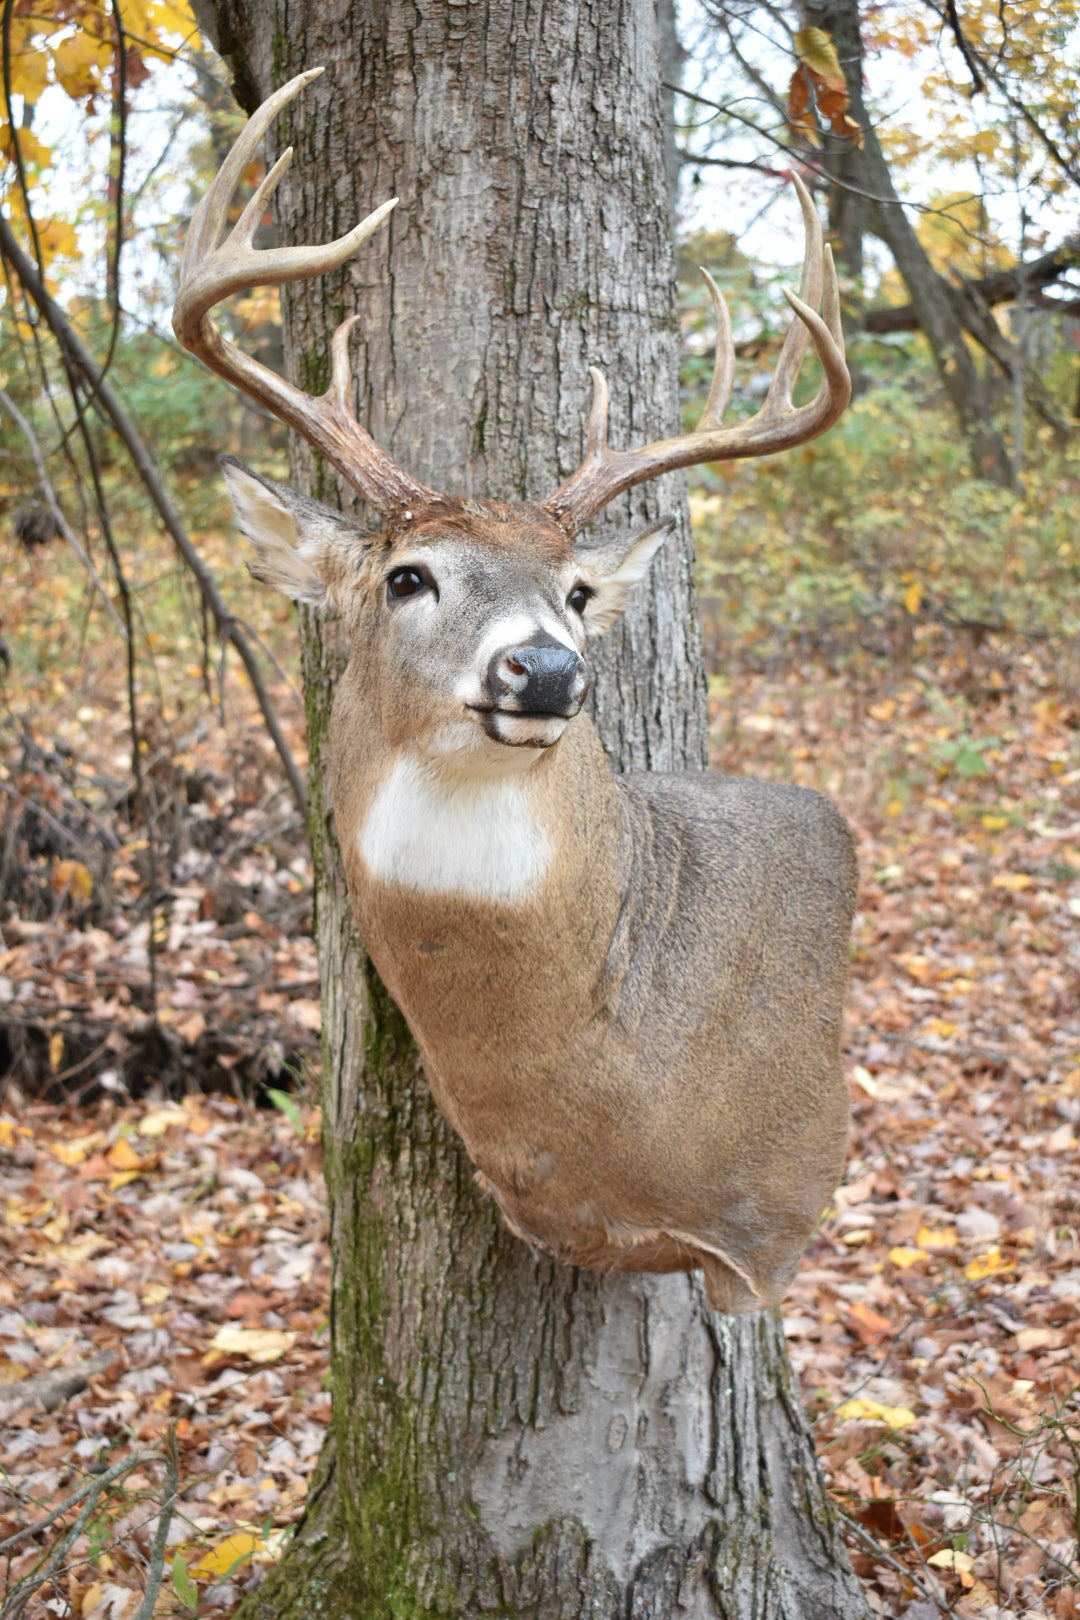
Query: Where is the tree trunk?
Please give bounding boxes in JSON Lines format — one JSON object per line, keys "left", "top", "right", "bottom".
{"left": 804, "top": 0, "right": 1013, "bottom": 484}
{"left": 192, "top": 3, "right": 868, "bottom": 1614}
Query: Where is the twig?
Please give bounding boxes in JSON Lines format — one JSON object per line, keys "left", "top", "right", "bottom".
{"left": 132, "top": 1428, "right": 179, "bottom": 1620}
{"left": 941, "top": 0, "right": 986, "bottom": 93}
{"left": 0, "top": 218, "right": 307, "bottom": 815}
{"left": 0, "top": 1444, "right": 158, "bottom": 1556}
{"left": 836, "top": 1507, "right": 942, "bottom": 1603}
{"left": 0, "top": 387, "right": 128, "bottom": 639}
{"left": 0, "top": 1448, "right": 160, "bottom": 1620}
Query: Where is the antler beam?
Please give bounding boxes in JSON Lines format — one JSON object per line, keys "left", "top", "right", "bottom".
{"left": 172, "top": 68, "right": 434, "bottom": 519}
{"left": 542, "top": 176, "right": 851, "bottom": 537}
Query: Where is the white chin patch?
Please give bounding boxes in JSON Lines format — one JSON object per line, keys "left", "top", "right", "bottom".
{"left": 360, "top": 755, "right": 551, "bottom": 902}
{"left": 489, "top": 713, "right": 570, "bottom": 748}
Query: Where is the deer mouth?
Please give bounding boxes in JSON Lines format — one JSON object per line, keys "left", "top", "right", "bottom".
{"left": 468, "top": 705, "right": 572, "bottom": 747}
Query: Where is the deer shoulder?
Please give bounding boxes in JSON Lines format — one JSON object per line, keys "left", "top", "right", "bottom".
{"left": 172, "top": 69, "right": 855, "bottom": 1315}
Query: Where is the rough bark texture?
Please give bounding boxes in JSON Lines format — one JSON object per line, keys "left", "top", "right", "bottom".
{"left": 191, "top": 1, "right": 868, "bottom": 1613}
{"left": 804, "top": 0, "right": 1013, "bottom": 484}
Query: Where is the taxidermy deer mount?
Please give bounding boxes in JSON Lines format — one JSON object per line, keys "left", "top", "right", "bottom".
{"left": 173, "top": 68, "right": 856, "bottom": 1313}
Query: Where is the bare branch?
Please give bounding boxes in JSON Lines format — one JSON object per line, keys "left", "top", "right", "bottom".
{"left": 0, "top": 216, "right": 308, "bottom": 815}
{"left": 0, "top": 388, "right": 128, "bottom": 639}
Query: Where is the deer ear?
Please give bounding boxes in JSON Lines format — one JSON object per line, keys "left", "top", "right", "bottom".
{"left": 221, "top": 457, "right": 366, "bottom": 608}
{"left": 572, "top": 516, "right": 675, "bottom": 637}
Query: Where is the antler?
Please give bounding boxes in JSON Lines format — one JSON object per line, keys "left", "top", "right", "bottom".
{"left": 172, "top": 68, "right": 435, "bottom": 519}
{"left": 542, "top": 175, "right": 851, "bottom": 537}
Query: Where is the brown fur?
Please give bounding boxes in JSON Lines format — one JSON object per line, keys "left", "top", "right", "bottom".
{"left": 330, "top": 678, "right": 856, "bottom": 1315}
{"left": 224, "top": 460, "right": 856, "bottom": 1315}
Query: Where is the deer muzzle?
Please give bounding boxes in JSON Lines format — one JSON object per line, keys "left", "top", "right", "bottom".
{"left": 488, "top": 639, "right": 589, "bottom": 719}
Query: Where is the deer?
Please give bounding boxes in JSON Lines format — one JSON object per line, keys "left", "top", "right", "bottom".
{"left": 173, "top": 68, "right": 857, "bottom": 1314}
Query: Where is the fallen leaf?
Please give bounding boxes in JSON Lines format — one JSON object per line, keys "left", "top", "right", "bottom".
{"left": 991, "top": 872, "right": 1032, "bottom": 891}
{"left": 965, "top": 1245, "right": 1016, "bottom": 1281}
{"left": 1015, "top": 1326, "right": 1066, "bottom": 1352}
{"left": 927, "top": 1547, "right": 974, "bottom": 1573}
{"left": 888, "top": 1245, "right": 928, "bottom": 1268}
{"left": 106, "top": 1138, "right": 145, "bottom": 1171}
{"left": 191, "top": 1532, "right": 262, "bottom": 1578}
{"left": 844, "top": 1301, "right": 892, "bottom": 1344}
{"left": 208, "top": 1326, "right": 297, "bottom": 1364}
{"left": 834, "top": 1397, "right": 917, "bottom": 1429}
{"left": 917, "top": 1225, "right": 957, "bottom": 1250}
{"left": 137, "top": 1107, "right": 187, "bottom": 1137}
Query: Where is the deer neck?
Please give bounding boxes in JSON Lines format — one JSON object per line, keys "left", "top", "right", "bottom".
{"left": 331, "top": 706, "right": 624, "bottom": 977}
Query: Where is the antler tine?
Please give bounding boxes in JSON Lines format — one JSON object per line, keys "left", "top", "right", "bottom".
{"left": 179, "top": 68, "right": 324, "bottom": 282}
{"left": 759, "top": 172, "right": 823, "bottom": 418}
{"left": 695, "top": 268, "right": 735, "bottom": 433}
{"left": 540, "top": 176, "right": 851, "bottom": 537}
{"left": 172, "top": 69, "right": 434, "bottom": 519}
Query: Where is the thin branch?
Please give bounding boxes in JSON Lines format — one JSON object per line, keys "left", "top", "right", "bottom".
{"left": 941, "top": 0, "right": 986, "bottom": 93}
{"left": 0, "top": 217, "right": 307, "bottom": 815}
{"left": 668, "top": 83, "right": 988, "bottom": 229}
{"left": 132, "top": 1429, "right": 179, "bottom": 1620}
{"left": 680, "top": 149, "right": 785, "bottom": 178}
{"left": 0, "top": 387, "right": 128, "bottom": 638}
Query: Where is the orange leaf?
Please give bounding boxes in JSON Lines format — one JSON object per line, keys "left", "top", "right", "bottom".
{"left": 844, "top": 1302, "right": 892, "bottom": 1344}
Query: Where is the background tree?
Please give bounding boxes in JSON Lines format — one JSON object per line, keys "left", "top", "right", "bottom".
{"left": 187, "top": 2, "right": 868, "bottom": 1615}
{"left": 678, "top": 0, "right": 1080, "bottom": 482}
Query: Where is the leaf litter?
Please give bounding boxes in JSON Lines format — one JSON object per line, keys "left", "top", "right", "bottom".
{"left": 3, "top": 518, "right": 1080, "bottom": 1615}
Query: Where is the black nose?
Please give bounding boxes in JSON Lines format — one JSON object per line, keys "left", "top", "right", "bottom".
{"left": 489, "top": 640, "right": 589, "bottom": 715}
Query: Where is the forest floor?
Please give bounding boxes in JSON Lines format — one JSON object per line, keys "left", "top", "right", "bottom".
{"left": 1, "top": 529, "right": 1079, "bottom": 1615}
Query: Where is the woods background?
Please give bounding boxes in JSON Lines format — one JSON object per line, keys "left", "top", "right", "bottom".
{"left": 1, "top": 1, "right": 1080, "bottom": 1617}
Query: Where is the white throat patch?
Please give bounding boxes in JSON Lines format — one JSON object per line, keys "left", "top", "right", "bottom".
{"left": 359, "top": 755, "right": 552, "bottom": 902}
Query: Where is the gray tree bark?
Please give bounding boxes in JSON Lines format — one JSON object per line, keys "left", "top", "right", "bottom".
{"left": 191, "top": 2, "right": 868, "bottom": 1614}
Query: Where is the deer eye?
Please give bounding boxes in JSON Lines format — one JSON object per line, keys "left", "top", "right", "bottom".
{"left": 567, "top": 584, "right": 592, "bottom": 615}
{"left": 387, "top": 566, "right": 430, "bottom": 601}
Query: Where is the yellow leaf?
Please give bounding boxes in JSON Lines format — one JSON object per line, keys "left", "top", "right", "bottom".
{"left": 107, "top": 1137, "right": 145, "bottom": 1170}
{"left": 52, "top": 859, "right": 94, "bottom": 902}
{"left": 991, "top": 872, "right": 1031, "bottom": 891}
{"left": 917, "top": 1225, "right": 957, "bottom": 1250}
{"left": 889, "top": 1246, "right": 928, "bottom": 1268}
{"left": 793, "top": 26, "right": 845, "bottom": 84}
{"left": 51, "top": 1132, "right": 104, "bottom": 1166}
{"left": 0, "top": 1358, "right": 28, "bottom": 1385}
{"left": 8, "top": 17, "right": 49, "bottom": 104}
{"left": 145, "top": 0, "right": 199, "bottom": 38}
{"left": 141, "top": 1283, "right": 170, "bottom": 1306}
{"left": 927, "top": 1548, "right": 974, "bottom": 1574}
{"left": 834, "top": 1398, "right": 916, "bottom": 1429}
{"left": 51, "top": 30, "right": 112, "bottom": 102}
{"left": 903, "top": 579, "right": 923, "bottom": 615}
{"left": 868, "top": 699, "right": 895, "bottom": 722}
{"left": 0, "top": 122, "right": 51, "bottom": 170}
{"left": 981, "top": 813, "right": 1010, "bottom": 830}
{"left": 191, "top": 1532, "right": 262, "bottom": 1578}
{"left": 41, "top": 1209, "right": 70, "bottom": 1244}
{"left": 48, "top": 1032, "right": 65, "bottom": 1073}
{"left": 965, "top": 1245, "right": 1015, "bottom": 1281}
{"left": 36, "top": 218, "right": 79, "bottom": 263}
{"left": 108, "top": 1169, "right": 144, "bottom": 1191}
{"left": 137, "top": 1108, "right": 187, "bottom": 1137}
{"left": 923, "top": 1017, "right": 957, "bottom": 1039}
{"left": 208, "top": 1327, "right": 296, "bottom": 1364}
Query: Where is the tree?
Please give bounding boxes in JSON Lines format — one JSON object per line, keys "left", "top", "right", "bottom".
{"left": 188, "top": 3, "right": 869, "bottom": 1614}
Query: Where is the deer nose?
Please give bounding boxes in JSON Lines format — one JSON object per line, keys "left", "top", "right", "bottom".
{"left": 489, "top": 641, "right": 589, "bottom": 715}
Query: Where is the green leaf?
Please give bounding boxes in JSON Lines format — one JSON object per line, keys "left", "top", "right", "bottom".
{"left": 267, "top": 1088, "right": 303, "bottom": 1132}
{"left": 172, "top": 1551, "right": 200, "bottom": 1612}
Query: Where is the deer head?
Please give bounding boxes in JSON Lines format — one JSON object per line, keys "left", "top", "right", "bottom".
{"left": 173, "top": 69, "right": 849, "bottom": 767}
